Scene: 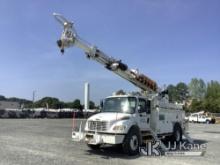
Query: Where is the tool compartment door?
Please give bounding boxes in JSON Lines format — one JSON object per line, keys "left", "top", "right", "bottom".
{"left": 157, "top": 108, "right": 173, "bottom": 134}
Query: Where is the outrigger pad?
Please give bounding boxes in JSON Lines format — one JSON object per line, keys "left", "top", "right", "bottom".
{"left": 72, "top": 131, "right": 84, "bottom": 142}
{"left": 72, "top": 120, "right": 85, "bottom": 142}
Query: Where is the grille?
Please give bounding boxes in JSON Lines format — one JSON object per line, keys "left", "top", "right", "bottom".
{"left": 88, "top": 121, "right": 108, "bottom": 131}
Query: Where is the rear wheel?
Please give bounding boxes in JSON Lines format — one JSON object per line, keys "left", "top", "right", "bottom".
{"left": 172, "top": 124, "right": 182, "bottom": 143}
{"left": 122, "top": 126, "right": 141, "bottom": 155}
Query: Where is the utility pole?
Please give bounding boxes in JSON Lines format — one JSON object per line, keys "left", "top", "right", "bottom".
{"left": 32, "top": 90, "right": 36, "bottom": 110}
{"left": 84, "top": 82, "right": 90, "bottom": 110}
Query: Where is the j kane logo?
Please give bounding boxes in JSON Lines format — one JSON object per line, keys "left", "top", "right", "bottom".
{"left": 139, "top": 141, "right": 206, "bottom": 157}
{"left": 139, "top": 141, "right": 161, "bottom": 156}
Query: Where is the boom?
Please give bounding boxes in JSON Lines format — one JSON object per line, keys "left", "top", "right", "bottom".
{"left": 53, "top": 13, "right": 157, "bottom": 92}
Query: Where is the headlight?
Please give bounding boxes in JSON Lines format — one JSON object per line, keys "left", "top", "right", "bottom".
{"left": 113, "top": 125, "right": 126, "bottom": 131}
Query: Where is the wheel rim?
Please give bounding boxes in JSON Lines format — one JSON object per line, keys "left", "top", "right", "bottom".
{"left": 130, "top": 135, "right": 138, "bottom": 151}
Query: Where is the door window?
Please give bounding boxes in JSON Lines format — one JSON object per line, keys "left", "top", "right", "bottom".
{"left": 138, "top": 99, "right": 151, "bottom": 114}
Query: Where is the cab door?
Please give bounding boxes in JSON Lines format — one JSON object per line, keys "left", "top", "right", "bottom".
{"left": 137, "top": 98, "right": 151, "bottom": 131}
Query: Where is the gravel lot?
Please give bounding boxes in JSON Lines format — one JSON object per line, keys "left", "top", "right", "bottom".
{"left": 0, "top": 119, "right": 219, "bottom": 165}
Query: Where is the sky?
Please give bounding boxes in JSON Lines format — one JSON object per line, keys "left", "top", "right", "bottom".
{"left": 0, "top": 0, "right": 219, "bottom": 104}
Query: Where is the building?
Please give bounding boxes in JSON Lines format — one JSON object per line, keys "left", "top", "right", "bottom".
{"left": 0, "top": 101, "right": 20, "bottom": 110}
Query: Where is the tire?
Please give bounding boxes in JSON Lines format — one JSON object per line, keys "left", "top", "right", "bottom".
{"left": 211, "top": 118, "right": 216, "bottom": 124}
{"left": 87, "top": 144, "right": 101, "bottom": 150}
{"left": 172, "top": 124, "right": 182, "bottom": 143}
{"left": 122, "top": 126, "right": 141, "bottom": 156}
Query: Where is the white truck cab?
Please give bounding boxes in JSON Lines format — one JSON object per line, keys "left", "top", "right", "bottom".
{"left": 73, "top": 93, "right": 188, "bottom": 155}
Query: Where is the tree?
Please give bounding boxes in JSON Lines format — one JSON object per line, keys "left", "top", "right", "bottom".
{"left": 72, "top": 99, "right": 82, "bottom": 109}
{"left": 203, "top": 81, "right": 220, "bottom": 113}
{"left": 0, "top": 95, "right": 6, "bottom": 101}
{"left": 89, "top": 101, "right": 96, "bottom": 109}
{"left": 206, "top": 81, "right": 220, "bottom": 99}
{"left": 176, "top": 82, "right": 189, "bottom": 102}
{"left": 189, "top": 99, "right": 204, "bottom": 112}
{"left": 167, "top": 82, "right": 189, "bottom": 103}
{"left": 167, "top": 85, "right": 178, "bottom": 102}
{"left": 203, "top": 98, "right": 219, "bottom": 113}
{"left": 35, "top": 97, "right": 62, "bottom": 109}
{"left": 188, "top": 78, "right": 206, "bottom": 100}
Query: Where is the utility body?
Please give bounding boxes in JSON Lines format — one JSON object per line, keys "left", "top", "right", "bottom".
{"left": 53, "top": 13, "right": 191, "bottom": 155}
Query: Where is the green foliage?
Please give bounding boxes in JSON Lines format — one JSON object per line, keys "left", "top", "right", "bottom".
{"left": 2, "top": 79, "right": 219, "bottom": 113}
{"left": 176, "top": 82, "right": 189, "bottom": 102}
{"left": 34, "top": 97, "right": 63, "bottom": 109}
{"left": 167, "top": 82, "right": 188, "bottom": 103}
{"left": 206, "top": 81, "right": 220, "bottom": 99}
{"left": 34, "top": 97, "right": 96, "bottom": 110}
{"left": 189, "top": 99, "right": 204, "bottom": 112}
{"left": 89, "top": 101, "right": 96, "bottom": 109}
{"left": 0, "top": 95, "right": 6, "bottom": 101}
{"left": 72, "top": 99, "right": 82, "bottom": 109}
{"left": 188, "top": 78, "right": 206, "bottom": 100}
{"left": 203, "top": 98, "right": 220, "bottom": 113}
{"left": 167, "top": 85, "right": 177, "bottom": 102}
{"left": 189, "top": 80, "right": 220, "bottom": 113}
{"left": 0, "top": 94, "right": 96, "bottom": 110}
{"left": 203, "top": 81, "right": 220, "bottom": 113}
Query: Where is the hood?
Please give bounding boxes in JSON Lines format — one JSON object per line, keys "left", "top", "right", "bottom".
{"left": 88, "top": 112, "right": 131, "bottom": 122}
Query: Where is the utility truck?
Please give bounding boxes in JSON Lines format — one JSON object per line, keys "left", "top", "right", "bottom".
{"left": 53, "top": 13, "right": 192, "bottom": 155}
{"left": 188, "top": 111, "right": 215, "bottom": 124}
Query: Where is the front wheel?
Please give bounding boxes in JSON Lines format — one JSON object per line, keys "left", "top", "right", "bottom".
{"left": 122, "top": 127, "right": 141, "bottom": 155}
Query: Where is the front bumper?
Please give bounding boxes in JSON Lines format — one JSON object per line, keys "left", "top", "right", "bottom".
{"left": 85, "top": 132, "right": 125, "bottom": 145}
{"left": 72, "top": 130, "right": 125, "bottom": 145}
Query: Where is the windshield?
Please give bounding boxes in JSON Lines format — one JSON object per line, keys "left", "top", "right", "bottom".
{"left": 102, "top": 97, "right": 137, "bottom": 114}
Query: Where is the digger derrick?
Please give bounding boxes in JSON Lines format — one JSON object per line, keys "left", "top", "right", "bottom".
{"left": 53, "top": 14, "right": 192, "bottom": 156}
{"left": 53, "top": 13, "right": 157, "bottom": 92}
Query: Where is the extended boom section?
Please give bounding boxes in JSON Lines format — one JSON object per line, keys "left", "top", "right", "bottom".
{"left": 53, "top": 13, "right": 157, "bottom": 92}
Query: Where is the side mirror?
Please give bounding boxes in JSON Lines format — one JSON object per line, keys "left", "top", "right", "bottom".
{"left": 138, "top": 106, "right": 143, "bottom": 113}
